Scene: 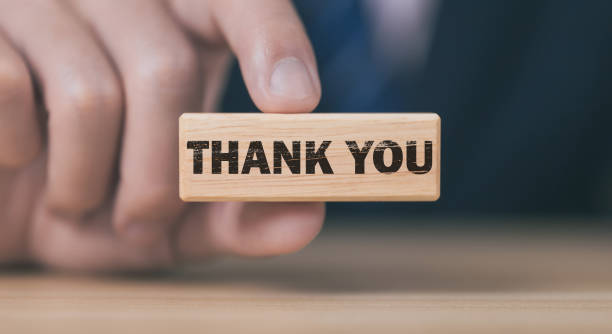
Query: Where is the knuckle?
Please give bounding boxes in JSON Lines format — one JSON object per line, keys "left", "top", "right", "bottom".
{"left": 134, "top": 43, "right": 200, "bottom": 88}
{"left": 46, "top": 176, "right": 109, "bottom": 217}
{"left": 46, "top": 189, "right": 104, "bottom": 218}
{"left": 52, "top": 73, "right": 122, "bottom": 115}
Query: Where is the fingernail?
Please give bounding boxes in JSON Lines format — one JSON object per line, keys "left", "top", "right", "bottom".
{"left": 123, "top": 222, "right": 164, "bottom": 246}
{"left": 269, "top": 57, "right": 316, "bottom": 100}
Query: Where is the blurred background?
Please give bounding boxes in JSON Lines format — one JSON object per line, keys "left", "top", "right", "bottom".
{"left": 222, "top": 0, "right": 612, "bottom": 222}
{"left": 2, "top": 2, "right": 611, "bottom": 331}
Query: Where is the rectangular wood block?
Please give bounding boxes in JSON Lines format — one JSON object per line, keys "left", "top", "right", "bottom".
{"left": 179, "top": 113, "right": 440, "bottom": 201}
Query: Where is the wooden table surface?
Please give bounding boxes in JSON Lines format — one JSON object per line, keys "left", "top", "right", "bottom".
{"left": 1, "top": 219, "right": 612, "bottom": 333}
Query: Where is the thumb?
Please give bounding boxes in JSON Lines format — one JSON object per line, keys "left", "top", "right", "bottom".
{"left": 171, "top": 0, "right": 321, "bottom": 113}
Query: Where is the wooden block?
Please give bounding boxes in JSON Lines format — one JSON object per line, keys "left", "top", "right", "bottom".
{"left": 179, "top": 113, "right": 440, "bottom": 201}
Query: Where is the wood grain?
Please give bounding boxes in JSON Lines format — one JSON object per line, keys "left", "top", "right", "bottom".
{"left": 179, "top": 113, "right": 440, "bottom": 201}
{"left": 2, "top": 221, "right": 612, "bottom": 333}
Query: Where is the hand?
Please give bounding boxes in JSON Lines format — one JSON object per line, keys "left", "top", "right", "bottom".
{"left": 0, "top": 0, "right": 324, "bottom": 272}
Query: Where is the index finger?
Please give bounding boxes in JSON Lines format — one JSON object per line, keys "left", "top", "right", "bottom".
{"left": 171, "top": 0, "right": 321, "bottom": 113}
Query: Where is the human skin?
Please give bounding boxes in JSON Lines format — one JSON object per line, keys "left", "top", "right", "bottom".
{"left": 0, "top": 0, "right": 324, "bottom": 272}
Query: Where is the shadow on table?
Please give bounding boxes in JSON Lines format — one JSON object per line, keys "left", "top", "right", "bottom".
{"left": 156, "top": 223, "right": 612, "bottom": 293}
{"left": 3, "top": 221, "right": 611, "bottom": 294}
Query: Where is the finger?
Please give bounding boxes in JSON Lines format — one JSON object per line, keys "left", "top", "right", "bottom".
{"left": 170, "top": 0, "right": 321, "bottom": 113}
{"left": 71, "top": 0, "right": 203, "bottom": 245}
{"left": 0, "top": 1, "right": 123, "bottom": 216}
{"left": 29, "top": 199, "right": 172, "bottom": 272}
{"left": 176, "top": 202, "right": 325, "bottom": 261}
{"left": 0, "top": 34, "right": 40, "bottom": 168}
{"left": 0, "top": 152, "right": 45, "bottom": 264}
{"left": 197, "top": 46, "right": 232, "bottom": 114}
